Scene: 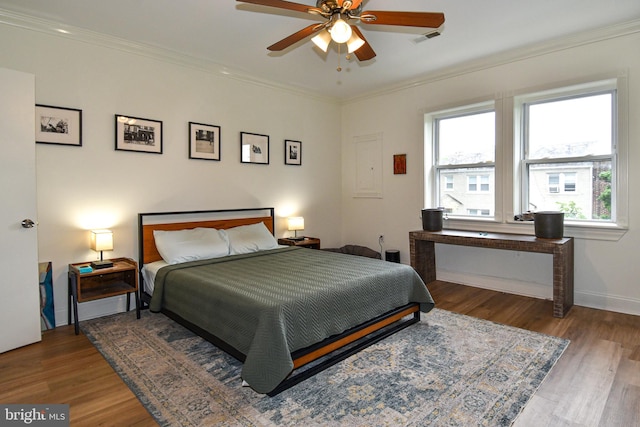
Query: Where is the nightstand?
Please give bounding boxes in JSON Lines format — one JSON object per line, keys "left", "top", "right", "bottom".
{"left": 68, "top": 257, "right": 140, "bottom": 335}
{"left": 278, "top": 237, "right": 321, "bottom": 249}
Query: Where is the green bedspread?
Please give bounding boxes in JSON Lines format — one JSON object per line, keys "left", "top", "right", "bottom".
{"left": 150, "top": 246, "right": 434, "bottom": 393}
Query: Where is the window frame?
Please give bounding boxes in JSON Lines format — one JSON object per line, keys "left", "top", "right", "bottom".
{"left": 427, "top": 100, "right": 497, "bottom": 220}
{"left": 424, "top": 74, "right": 628, "bottom": 240}
{"left": 518, "top": 86, "right": 616, "bottom": 223}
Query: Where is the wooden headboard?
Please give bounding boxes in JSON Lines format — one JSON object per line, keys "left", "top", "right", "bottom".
{"left": 138, "top": 208, "right": 275, "bottom": 266}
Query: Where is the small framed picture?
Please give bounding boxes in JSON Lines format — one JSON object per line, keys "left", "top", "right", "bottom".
{"left": 189, "top": 122, "right": 221, "bottom": 161}
{"left": 394, "top": 154, "right": 407, "bottom": 174}
{"left": 240, "top": 132, "right": 269, "bottom": 164}
{"left": 35, "top": 105, "right": 82, "bottom": 146}
{"left": 115, "top": 114, "right": 162, "bottom": 154}
{"left": 285, "top": 140, "right": 302, "bottom": 166}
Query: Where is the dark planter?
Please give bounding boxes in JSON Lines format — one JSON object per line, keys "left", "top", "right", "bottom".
{"left": 534, "top": 211, "right": 564, "bottom": 238}
{"left": 422, "top": 209, "right": 443, "bottom": 231}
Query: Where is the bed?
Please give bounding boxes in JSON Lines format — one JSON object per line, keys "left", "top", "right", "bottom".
{"left": 138, "top": 208, "right": 434, "bottom": 395}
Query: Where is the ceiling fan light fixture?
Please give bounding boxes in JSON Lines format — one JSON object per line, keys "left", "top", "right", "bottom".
{"left": 346, "top": 31, "right": 364, "bottom": 53}
{"left": 311, "top": 29, "right": 332, "bottom": 52}
{"left": 330, "top": 18, "right": 352, "bottom": 43}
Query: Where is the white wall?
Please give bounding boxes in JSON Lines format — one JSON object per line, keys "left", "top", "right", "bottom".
{"left": 0, "top": 25, "right": 343, "bottom": 325}
{"left": 341, "top": 28, "right": 640, "bottom": 315}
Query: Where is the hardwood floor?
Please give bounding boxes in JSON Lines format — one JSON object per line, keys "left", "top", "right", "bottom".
{"left": 430, "top": 281, "right": 640, "bottom": 427}
{"left": 0, "top": 326, "right": 155, "bottom": 426}
{"left": 1, "top": 281, "right": 638, "bottom": 426}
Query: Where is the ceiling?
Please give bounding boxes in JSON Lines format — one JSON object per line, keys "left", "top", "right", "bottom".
{"left": 1, "top": 0, "right": 639, "bottom": 100}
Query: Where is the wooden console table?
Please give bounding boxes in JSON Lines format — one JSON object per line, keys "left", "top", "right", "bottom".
{"left": 410, "top": 229, "right": 574, "bottom": 318}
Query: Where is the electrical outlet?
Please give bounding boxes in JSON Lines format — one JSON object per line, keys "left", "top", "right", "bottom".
{"left": 378, "top": 235, "right": 384, "bottom": 244}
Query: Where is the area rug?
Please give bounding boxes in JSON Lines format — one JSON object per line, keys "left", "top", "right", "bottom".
{"left": 82, "top": 309, "right": 569, "bottom": 426}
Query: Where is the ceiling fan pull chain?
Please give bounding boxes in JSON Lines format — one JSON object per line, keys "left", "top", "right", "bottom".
{"left": 337, "top": 43, "right": 342, "bottom": 72}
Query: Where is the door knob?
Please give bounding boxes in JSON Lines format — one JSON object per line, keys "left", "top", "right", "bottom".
{"left": 21, "top": 219, "right": 36, "bottom": 228}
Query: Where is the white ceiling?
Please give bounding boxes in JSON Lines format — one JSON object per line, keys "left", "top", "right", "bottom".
{"left": 1, "top": 0, "right": 639, "bottom": 100}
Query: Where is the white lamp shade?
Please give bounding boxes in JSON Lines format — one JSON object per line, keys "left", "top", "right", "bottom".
{"left": 330, "top": 18, "right": 352, "bottom": 43}
{"left": 287, "top": 217, "right": 305, "bottom": 232}
{"left": 311, "top": 29, "right": 332, "bottom": 52}
{"left": 90, "top": 229, "right": 113, "bottom": 252}
{"left": 346, "top": 31, "right": 365, "bottom": 53}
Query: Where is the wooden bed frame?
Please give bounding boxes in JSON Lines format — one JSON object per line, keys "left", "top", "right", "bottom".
{"left": 138, "top": 207, "right": 420, "bottom": 396}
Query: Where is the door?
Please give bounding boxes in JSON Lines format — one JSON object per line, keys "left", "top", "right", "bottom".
{"left": 0, "top": 67, "right": 41, "bottom": 352}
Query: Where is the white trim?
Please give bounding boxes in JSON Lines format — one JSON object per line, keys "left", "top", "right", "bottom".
{"left": 442, "top": 218, "right": 627, "bottom": 241}
{"left": 57, "top": 294, "right": 131, "bottom": 327}
{"left": 438, "top": 270, "right": 551, "bottom": 300}
{"left": 345, "top": 19, "right": 640, "bottom": 104}
{"left": 438, "top": 270, "right": 640, "bottom": 316}
{"left": 1, "top": 7, "right": 637, "bottom": 105}
{"left": 0, "top": 9, "right": 338, "bottom": 105}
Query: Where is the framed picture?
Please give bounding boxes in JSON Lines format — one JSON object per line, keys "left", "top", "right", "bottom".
{"left": 240, "top": 132, "right": 269, "bottom": 164}
{"left": 394, "top": 154, "right": 407, "bottom": 174}
{"left": 35, "top": 104, "right": 82, "bottom": 146}
{"left": 285, "top": 140, "right": 302, "bottom": 166}
{"left": 115, "top": 114, "right": 163, "bottom": 154}
{"left": 189, "top": 122, "right": 221, "bottom": 161}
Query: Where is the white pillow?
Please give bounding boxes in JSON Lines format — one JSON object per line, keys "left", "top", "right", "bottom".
{"left": 225, "top": 222, "right": 278, "bottom": 255}
{"left": 153, "top": 227, "right": 229, "bottom": 264}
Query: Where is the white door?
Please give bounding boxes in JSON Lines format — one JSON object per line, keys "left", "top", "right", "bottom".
{"left": 0, "top": 67, "right": 41, "bottom": 353}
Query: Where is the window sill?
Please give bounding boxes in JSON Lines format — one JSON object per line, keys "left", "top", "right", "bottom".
{"left": 442, "top": 218, "right": 627, "bottom": 241}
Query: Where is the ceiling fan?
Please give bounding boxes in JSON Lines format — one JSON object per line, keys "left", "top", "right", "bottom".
{"left": 236, "top": 0, "right": 445, "bottom": 63}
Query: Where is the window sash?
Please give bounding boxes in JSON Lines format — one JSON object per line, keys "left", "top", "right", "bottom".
{"left": 519, "top": 85, "right": 617, "bottom": 223}
{"left": 523, "top": 157, "right": 613, "bottom": 221}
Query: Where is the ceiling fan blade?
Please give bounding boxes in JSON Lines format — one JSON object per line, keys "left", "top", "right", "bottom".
{"left": 360, "top": 11, "right": 445, "bottom": 28}
{"left": 267, "top": 24, "right": 325, "bottom": 51}
{"left": 236, "top": 0, "right": 318, "bottom": 15}
{"left": 351, "top": 26, "right": 376, "bottom": 61}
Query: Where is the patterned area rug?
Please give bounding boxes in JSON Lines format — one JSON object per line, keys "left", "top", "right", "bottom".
{"left": 82, "top": 309, "right": 568, "bottom": 426}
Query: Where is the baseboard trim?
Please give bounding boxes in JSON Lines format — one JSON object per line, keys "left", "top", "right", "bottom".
{"left": 437, "top": 270, "right": 640, "bottom": 317}
{"left": 54, "top": 295, "right": 130, "bottom": 328}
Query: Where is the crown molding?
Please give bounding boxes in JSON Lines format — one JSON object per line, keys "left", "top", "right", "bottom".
{"left": 1, "top": 8, "right": 637, "bottom": 106}
{"left": 0, "top": 8, "right": 340, "bottom": 105}
{"left": 343, "top": 18, "right": 640, "bottom": 105}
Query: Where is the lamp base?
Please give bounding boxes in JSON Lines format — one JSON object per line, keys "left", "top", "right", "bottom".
{"left": 91, "top": 260, "right": 113, "bottom": 269}
{"left": 288, "top": 236, "right": 304, "bottom": 241}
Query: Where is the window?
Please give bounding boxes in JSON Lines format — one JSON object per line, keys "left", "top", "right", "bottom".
{"left": 547, "top": 172, "right": 576, "bottom": 193}
{"left": 424, "top": 76, "right": 626, "bottom": 235}
{"left": 548, "top": 174, "right": 560, "bottom": 193}
{"left": 520, "top": 88, "right": 615, "bottom": 221}
{"left": 564, "top": 173, "right": 576, "bottom": 192}
{"left": 429, "top": 104, "right": 495, "bottom": 218}
{"left": 468, "top": 209, "right": 491, "bottom": 216}
{"left": 444, "top": 175, "right": 454, "bottom": 190}
{"left": 468, "top": 175, "right": 490, "bottom": 192}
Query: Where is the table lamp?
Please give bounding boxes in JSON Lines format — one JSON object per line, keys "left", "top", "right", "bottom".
{"left": 90, "top": 229, "right": 114, "bottom": 269}
{"left": 287, "top": 217, "right": 304, "bottom": 241}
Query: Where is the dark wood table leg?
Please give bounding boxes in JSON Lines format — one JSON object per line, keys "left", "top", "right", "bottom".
{"left": 553, "top": 239, "right": 574, "bottom": 318}
{"left": 410, "top": 237, "right": 436, "bottom": 284}
{"left": 68, "top": 272, "right": 80, "bottom": 335}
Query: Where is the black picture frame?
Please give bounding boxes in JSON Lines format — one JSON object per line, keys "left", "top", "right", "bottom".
{"left": 240, "top": 132, "right": 269, "bottom": 164}
{"left": 115, "top": 114, "right": 163, "bottom": 154}
{"left": 285, "top": 140, "right": 302, "bottom": 165}
{"left": 189, "top": 122, "right": 221, "bottom": 161}
{"left": 35, "top": 104, "right": 82, "bottom": 146}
